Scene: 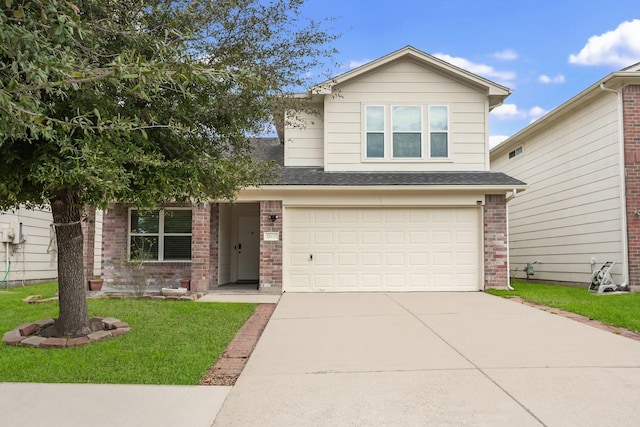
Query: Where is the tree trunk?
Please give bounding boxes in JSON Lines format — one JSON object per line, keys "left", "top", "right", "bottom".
{"left": 50, "top": 189, "right": 91, "bottom": 337}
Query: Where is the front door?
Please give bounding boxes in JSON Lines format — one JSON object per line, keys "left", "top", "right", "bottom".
{"left": 237, "top": 216, "right": 260, "bottom": 281}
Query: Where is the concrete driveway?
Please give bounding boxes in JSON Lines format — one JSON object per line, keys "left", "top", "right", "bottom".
{"left": 214, "top": 292, "right": 640, "bottom": 426}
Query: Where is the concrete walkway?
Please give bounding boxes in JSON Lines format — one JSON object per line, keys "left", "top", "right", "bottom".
{"left": 214, "top": 292, "right": 640, "bottom": 426}
{"left": 0, "top": 383, "right": 230, "bottom": 427}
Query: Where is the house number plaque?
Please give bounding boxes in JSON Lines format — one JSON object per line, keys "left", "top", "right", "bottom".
{"left": 263, "top": 232, "right": 279, "bottom": 241}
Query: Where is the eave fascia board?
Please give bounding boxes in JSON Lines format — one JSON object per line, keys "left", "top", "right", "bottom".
{"left": 238, "top": 184, "right": 528, "bottom": 193}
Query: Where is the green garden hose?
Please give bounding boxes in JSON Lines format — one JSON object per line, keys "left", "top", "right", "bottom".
{"left": 0, "top": 262, "right": 11, "bottom": 287}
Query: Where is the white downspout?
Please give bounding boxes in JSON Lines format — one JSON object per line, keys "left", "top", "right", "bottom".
{"left": 505, "top": 188, "right": 519, "bottom": 290}
{"left": 600, "top": 83, "right": 629, "bottom": 287}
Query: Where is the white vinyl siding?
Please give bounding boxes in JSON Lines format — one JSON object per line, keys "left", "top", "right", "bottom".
{"left": 284, "top": 207, "right": 481, "bottom": 292}
{"left": 0, "top": 207, "right": 57, "bottom": 284}
{"left": 325, "top": 60, "right": 488, "bottom": 172}
{"left": 491, "top": 92, "right": 623, "bottom": 283}
{"left": 284, "top": 106, "right": 324, "bottom": 167}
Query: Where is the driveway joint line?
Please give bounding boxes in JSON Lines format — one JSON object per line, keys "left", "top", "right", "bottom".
{"left": 386, "top": 293, "right": 548, "bottom": 427}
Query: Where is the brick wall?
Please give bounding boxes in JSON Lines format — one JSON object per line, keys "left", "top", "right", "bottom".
{"left": 101, "top": 203, "right": 191, "bottom": 288}
{"left": 190, "top": 204, "right": 211, "bottom": 293}
{"left": 484, "top": 194, "right": 508, "bottom": 289}
{"left": 624, "top": 84, "right": 640, "bottom": 291}
{"left": 259, "top": 201, "right": 282, "bottom": 292}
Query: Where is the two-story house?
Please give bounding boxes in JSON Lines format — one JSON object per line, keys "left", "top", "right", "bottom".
{"left": 97, "top": 46, "right": 526, "bottom": 294}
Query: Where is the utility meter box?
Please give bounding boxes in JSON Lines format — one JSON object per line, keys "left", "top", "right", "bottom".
{"left": 1, "top": 226, "right": 14, "bottom": 243}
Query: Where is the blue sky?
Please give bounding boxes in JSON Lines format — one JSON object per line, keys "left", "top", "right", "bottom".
{"left": 299, "top": 0, "right": 640, "bottom": 146}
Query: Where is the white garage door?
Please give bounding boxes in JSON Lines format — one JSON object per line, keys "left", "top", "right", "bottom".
{"left": 285, "top": 207, "right": 481, "bottom": 292}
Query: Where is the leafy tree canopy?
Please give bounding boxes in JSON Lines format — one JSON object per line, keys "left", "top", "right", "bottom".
{"left": 0, "top": 0, "right": 337, "bottom": 210}
{"left": 0, "top": 0, "right": 337, "bottom": 336}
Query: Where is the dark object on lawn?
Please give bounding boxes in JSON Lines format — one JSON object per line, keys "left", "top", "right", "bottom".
{"left": 589, "top": 261, "right": 629, "bottom": 295}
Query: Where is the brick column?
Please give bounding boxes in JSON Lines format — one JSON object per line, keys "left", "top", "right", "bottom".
{"left": 484, "top": 194, "right": 508, "bottom": 289}
{"left": 190, "top": 203, "right": 211, "bottom": 293}
{"left": 101, "top": 204, "right": 129, "bottom": 284}
{"left": 82, "top": 206, "right": 96, "bottom": 286}
{"left": 624, "top": 85, "right": 640, "bottom": 292}
{"left": 259, "top": 201, "right": 282, "bottom": 293}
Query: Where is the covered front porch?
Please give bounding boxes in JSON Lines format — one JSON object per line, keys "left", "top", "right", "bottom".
{"left": 93, "top": 201, "right": 283, "bottom": 294}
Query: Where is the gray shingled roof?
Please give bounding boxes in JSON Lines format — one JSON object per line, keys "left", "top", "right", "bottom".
{"left": 255, "top": 139, "right": 526, "bottom": 187}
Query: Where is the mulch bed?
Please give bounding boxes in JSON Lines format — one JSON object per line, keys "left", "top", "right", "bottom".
{"left": 200, "top": 303, "right": 276, "bottom": 386}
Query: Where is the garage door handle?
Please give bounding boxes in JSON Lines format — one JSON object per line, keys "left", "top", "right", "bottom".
{"left": 309, "top": 254, "right": 313, "bottom": 261}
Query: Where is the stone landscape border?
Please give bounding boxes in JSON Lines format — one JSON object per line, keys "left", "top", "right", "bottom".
{"left": 2, "top": 317, "right": 130, "bottom": 348}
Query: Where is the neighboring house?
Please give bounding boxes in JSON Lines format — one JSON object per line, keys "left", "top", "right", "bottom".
{"left": 490, "top": 63, "right": 640, "bottom": 291}
{"left": 98, "top": 46, "right": 526, "bottom": 293}
{"left": 0, "top": 207, "right": 57, "bottom": 285}
{"left": 0, "top": 207, "right": 103, "bottom": 287}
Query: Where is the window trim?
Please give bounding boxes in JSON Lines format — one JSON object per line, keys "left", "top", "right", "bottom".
{"left": 128, "top": 207, "right": 193, "bottom": 263}
{"left": 364, "top": 105, "right": 386, "bottom": 159}
{"left": 391, "top": 105, "right": 423, "bottom": 159}
{"left": 428, "top": 105, "right": 450, "bottom": 159}
{"left": 362, "top": 103, "right": 451, "bottom": 162}
{"left": 509, "top": 145, "right": 524, "bottom": 159}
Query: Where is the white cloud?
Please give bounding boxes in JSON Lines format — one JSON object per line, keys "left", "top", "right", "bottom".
{"left": 569, "top": 19, "right": 640, "bottom": 67}
{"left": 490, "top": 104, "right": 549, "bottom": 122}
{"left": 528, "top": 106, "right": 549, "bottom": 122}
{"left": 433, "top": 53, "right": 516, "bottom": 85}
{"left": 492, "top": 49, "right": 518, "bottom": 61}
{"left": 490, "top": 103, "right": 524, "bottom": 119}
{"left": 342, "top": 59, "right": 373, "bottom": 70}
{"left": 538, "top": 74, "right": 565, "bottom": 84}
{"left": 490, "top": 135, "right": 509, "bottom": 148}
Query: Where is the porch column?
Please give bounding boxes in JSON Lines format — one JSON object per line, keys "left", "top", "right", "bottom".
{"left": 190, "top": 203, "right": 211, "bottom": 293}
{"left": 82, "top": 206, "right": 96, "bottom": 287}
{"left": 209, "top": 203, "right": 219, "bottom": 287}
{"left": 259, "top": 201, "right": 282, "bottom": 293}
{"left": 484, "top": 194, "right": 508, "bottom": 289}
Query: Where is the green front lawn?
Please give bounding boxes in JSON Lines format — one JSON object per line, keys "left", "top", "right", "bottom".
{"left": 487, "top": 280, "right": 640, "bottom": 333}
{"left": 0, "top": 282, "right": 255, "bottom": 384}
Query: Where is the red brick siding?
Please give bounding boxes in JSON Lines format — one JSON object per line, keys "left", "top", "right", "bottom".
{"left": 624, "top": 85, "right": 640, "bottom": 291}
{"left": 259, "top": 201, "right": 282, "bottom": 291}
{"left": 190, "top": 204, "right": 211, "bottom": 293}
{"left": 101, "top": 203, "right": 191, "bottom": 288}
{"left": 484, "top": 194, "right": 508, "bottom": 289}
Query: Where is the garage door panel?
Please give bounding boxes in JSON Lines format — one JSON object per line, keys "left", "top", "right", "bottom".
{"left": 314, "top": 231, "right": 333, "bottom": 244}
{"left": 285, "top": 207, "right": 480, "bottom": 292}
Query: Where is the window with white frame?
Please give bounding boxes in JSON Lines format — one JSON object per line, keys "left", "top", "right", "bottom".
{"left": 129, "top": 209, "right": 192, "bottom": 261}
{"left": 365, "top": 105, "right": 385, "bottom": 158}
{"left": 364, "top": 104, "right": 449, "bottom": 160}
{"left": 429, "top": 105, "right": 448, "bottom": 158}
{"left": 392, "top": 106, "right": 422, "bottom": 158}
{"left": 509, "top": 146, "right": 523, "bottom": 159}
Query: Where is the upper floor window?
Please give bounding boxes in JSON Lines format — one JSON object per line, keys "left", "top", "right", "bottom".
{"left": 364, "top": 104, "right": 449, "bottom": 160}
{"left": 509, "top": 146, "right": 523, "bottom": 159}
{"left": 429, "top": 106, "right": 449, "bottom": 158}
{"left": 365, "top": 106, "right": 385, "bottom": 158}
{"left": 129, "top": 208, "right": 192, "bottom": 261}
{"left": 392, "top": 106, "right": 422, "bottom": 158}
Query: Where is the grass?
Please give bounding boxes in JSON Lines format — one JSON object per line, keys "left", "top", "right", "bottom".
{"left": 487, "top": 280, "right": 640, "bottom": 333}
{"left": 0, "top": 282, "right": 256, "bottom": 384}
